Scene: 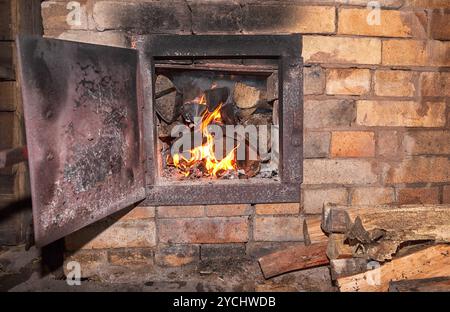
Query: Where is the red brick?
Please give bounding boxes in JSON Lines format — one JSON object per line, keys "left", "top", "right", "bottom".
{"left": 383, "top": 156, "right": 450, "bottom": 184}
{"left": 254, "top": 216, "right": 303, "bottom": 242}
{"left": 403, "top": 0, "right": 450, "bottom": 8}
{"left": 255, "top": 203, "right": 300, "bottom": 215}
{"left": 377, "top": 130, "right": 400, "bottom": 158}
{"left": 205, "top": 204, "right": 251, "bottom": 217}
{"left": 65, "top": 219, "right": 156, "bottom": 250}
{"left": 157, "top": 205, "right": 204, "bottom": 218}
{"left": 158, "top": 217, "right": 248, "bottom": 244}
{"left": 402, "top": 130, "right": 450, "bottom": 155}
{"left": 397, "top": 187, "right": 440, "bottom": 205}
{"left": 331, "top": 131, "right": 375, "bottom": 158}
{"left": 107, "top": 248, "right": 154, "bottom": 266}
{"left": 351, "top": 187, "right": 395, "bottom": 205}
{"left": 420, "top": 72, "right": 450, "bottom": 97}
{"left": 155, "top": 245, "right": 199, "bottom": 267}
{"left": 338, "top": 8, "right": 426, "bottom": 38}
{"left": 430, "top": 10, "right": 450, "bottom": 40}
{"left": 119, "top": 206, "right": 155, "bottom": 221}
{"left": 64, "top": 249, "right": 108, "bottom": 279}
{"left": 41, "top": 1, "right": 89, "bottom": 30}
{"left": 443, "top": 186, "right": 450, "bottom": 204}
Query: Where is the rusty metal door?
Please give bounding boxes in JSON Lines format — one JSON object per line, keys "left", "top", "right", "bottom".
{"left": 17, "top": 37, "right": 146, "bottom": 247}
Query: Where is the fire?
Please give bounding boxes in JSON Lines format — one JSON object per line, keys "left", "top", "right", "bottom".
{"left": 170, "top": 95, "right": 238, "bottom": 178}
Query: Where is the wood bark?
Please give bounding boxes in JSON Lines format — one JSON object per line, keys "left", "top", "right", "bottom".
{"left": 303, "top": 215, "right": 328, "bottom": 245}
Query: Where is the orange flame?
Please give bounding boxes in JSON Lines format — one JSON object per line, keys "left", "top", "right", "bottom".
{"left": 170, "top": 95, "right": 237, "bottom": 178}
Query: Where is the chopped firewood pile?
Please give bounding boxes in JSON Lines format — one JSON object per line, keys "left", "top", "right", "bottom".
{"left": 258, "top": 204, "right": 450, "bottom": 292}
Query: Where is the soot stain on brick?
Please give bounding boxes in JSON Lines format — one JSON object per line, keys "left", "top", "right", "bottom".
{"left": 63, "top": 61, "right": 127, "bottom": 193}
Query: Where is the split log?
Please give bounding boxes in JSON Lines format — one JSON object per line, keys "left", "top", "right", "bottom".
{"left": 258, "top": 241, "right": 329, "bottom": 279}
{"left": 266, "top": 71, "right": 278, "bottom": 102}
{"left": 337, "top": 244, "right": 450, "bottom": 292}
{"left": 233, "top": 82, "right": 264, "bottom": 110}
{"left": 204, "top": 87, "right": 229, "bottom": 112}
{"left": 303, "top": 216, "right": 328, "bottom": 246}
{"left": 330, "top": 258, "right": 369, "bottom": 281}
{"left": 326, "top": 234, "right": 353, "bottom": 260}
{"left": 322, "top": 204, "right": 450, "bottom": 261}
{"left": 389, "top": 276, "right": 450, "bottom": 292}
{"left": 155, "top": 75, "right": 182, "bottom": 123}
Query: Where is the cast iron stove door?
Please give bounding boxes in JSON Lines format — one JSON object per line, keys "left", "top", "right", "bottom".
{"left": 17, "top": 37, "right": 146, "bottom": 247}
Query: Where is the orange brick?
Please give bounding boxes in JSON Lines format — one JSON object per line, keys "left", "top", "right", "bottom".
{"left": 155, "top": 245, "right": 199, "bottom": 267}
{"left": 205, "top": 204, "right": 251, "bottom": 217}
{"left": 119, "top": 206, "right": 155, "bottom": 221}
{"left": 158, "top": 217, "right": 248, "bottom": 244}
{"left": 338, "top": 8, "right": 426, "bottom": 38}
{"left": 384, "top": 156, "right": 450, "bottom": 184}
{"left": 420, "top": 72, "right": 450, "bottom": 97}
{"left": 430, "top": 10, "right": 450, "bottom": 40}
{"left": 374, "top": 70, "right": 416, "bottom": 97}
{"left": 255, "top": 203, "right": 300, "bottom": 215}
{"left": 351, "top": 187, "right": 395, "bottom": 205}
{"left": 382, "top": 40, "right": 450, "bottom": 67}
{"left": 397, "top": 187, "right": 440, "bottom": 205}
{"left": 331, "top": 131, "right": 375, "bottom": 158}
{"left": 356, "top": 101, "right": 446, "bottom": 127}
{"left": 157, "top": 205, "right": 204, "bottom": 218}
{"left": 326, "top": 68, "right": 371, "bottom": 95}
{"left": 303, "top": 36, "right": 381, "bottom": 65}
{"left": 254, "top": 216, "right": 303, "bottom": 242}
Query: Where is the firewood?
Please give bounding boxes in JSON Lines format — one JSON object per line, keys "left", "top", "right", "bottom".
{"left": 330, "top": 258, "right": 369, "bottom": 281}
{"left": 388, "top": 276, "right": 450, "bottom": 292}
{"left": 322, "top": 204, "right": 450, "bottom": 261}
{"left": 233, "top": 82, "right": 264, "bottom": 110}
{"left": 155, "top": 75, "right": 182, "bottom": 123}
{"left": 204, "top": 87, "right": 229, "bottom": 112}
{"left": 266, "top": 71, "right": 278, "bottom": 102}
{"left": 258, "top": 241, "right": 329, "bottom": 279}
{"left": 337, "top": 244, "right": 450, "bottom": 292}
{"left": 303, "top": 216, "right": 328, "bottom": 246}
{"left": 326, "top": 234, "right": 353, "bottom": 260}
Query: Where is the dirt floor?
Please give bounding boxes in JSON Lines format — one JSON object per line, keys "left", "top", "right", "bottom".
{"left": 0, "top": 245, "right": 336, "bottom": 292}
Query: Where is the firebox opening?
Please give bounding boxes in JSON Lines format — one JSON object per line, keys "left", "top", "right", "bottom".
{"left": 153, "top": 58, "right": 280, "bottom": 183}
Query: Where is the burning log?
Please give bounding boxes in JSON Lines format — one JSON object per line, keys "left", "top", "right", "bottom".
{"left": 181, "top": 101, "right": 206, "bottom": 124}
{"left": 204, "top": 87, "right": 229, "bottom": 112}
{"left": 155, "top": 75, "right": 182, "bottom": 123}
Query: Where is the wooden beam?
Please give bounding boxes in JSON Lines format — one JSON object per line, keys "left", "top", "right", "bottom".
{"left": 337, "top": 244, "right": 450, "bottom": 292}
{"left": 0, "top": 42, "right": 15, "bottom": 81}
{"left": 258, "top": 241, "right": 329, "bottom": 279}
{"left": 0, "top": 0, "right": 14, "bottom": 40}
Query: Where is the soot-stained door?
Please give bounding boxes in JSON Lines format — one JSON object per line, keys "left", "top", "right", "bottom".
{"left": 17, "top": 36, "right": 146, "bottom": 247}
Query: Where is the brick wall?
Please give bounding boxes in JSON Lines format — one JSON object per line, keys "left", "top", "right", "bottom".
{"left": 40, "top": 0, "right": 450, "bottom": 273}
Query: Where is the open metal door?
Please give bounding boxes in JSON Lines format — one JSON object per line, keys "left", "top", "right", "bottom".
{"left": 17, "top": 36, "right": 146, "bottom": 247}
